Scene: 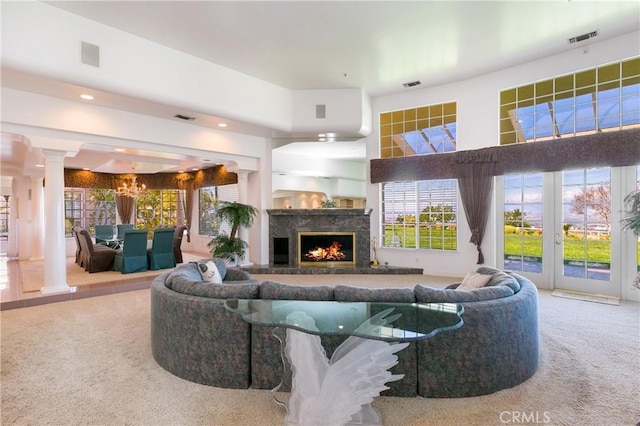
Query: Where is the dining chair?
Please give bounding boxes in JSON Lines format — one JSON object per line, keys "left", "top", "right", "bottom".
{"left": 95, "top": 224, "right": 115, "bottom": 245}
{"left": 148, "top": 227, "right": 176, "bottom": 270}
{"left": 113, "top": 230, "right": 149, "bottom": 274}
{"left": 72, "top": 226, "right": 84, "bottom": 267}
{"left": 78, "top": 229, "right": 117, "bottom": 273}
{"left": 116, "top": 224, "right": 135, "bottom": 240}
{"left": 172, "top": 225, "right": 188, "bottom": 264}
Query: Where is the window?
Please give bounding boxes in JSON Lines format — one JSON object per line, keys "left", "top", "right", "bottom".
{"left": 64, "top": 188, "right": 116, "bottom": 237}
{"left": 382, "top": 179, "right": 457, "bottom": 250}
{"left": 198, "top": 184, "right": 239, "bottom": 236}
{"left": 379, "top": 102, "right": 458, "bottom": 250}
{"left": 380, "top": 102, "right": 457, "bottom": 158}
{"left": 199, "top": 187, "right": 219, "bottom": 236}
{"left": 500, "top": 57, "right": 640, "bottom": 144}
{"left": 503, "top": 173, "right": 543, "bottom": 272}
{"left": 0, "top": 195, "right": 10, "bottom": 240}
{"left": 135, "top": 189, "right": 179, "bottom": 234}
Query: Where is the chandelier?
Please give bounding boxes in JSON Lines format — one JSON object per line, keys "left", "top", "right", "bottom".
{"left": 116, "top": 174, "right": 146, "bottom": 198}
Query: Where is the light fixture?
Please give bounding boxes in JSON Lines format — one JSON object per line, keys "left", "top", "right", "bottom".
{"left": 218, "top": 123, "right": 228, "bottom": 128}
{"left": 80, "top": 94, "right": 94, "bottom": 100}
{"left": 116, "top": 169, "right": 146, "bottom": 198}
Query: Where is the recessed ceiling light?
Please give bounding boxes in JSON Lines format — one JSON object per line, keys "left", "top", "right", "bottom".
{"left": 191, "top": 167, "right": 199, "bottom": 171}
{"left": 80, "top": 94, "right": 94, "bottom": 100}
{"left": 114, "top": 148, "right": 126, "bottom": 152}
{"left": 178, "top": 170, "right": 185, "bottom": 173}
{"left": 218, "top": 123, "right": 228, "bottom": 128}
{"left": 318, "top": 133, "right": 326, "bottom": 137}
{"left": 319, "top": 138, "right": 326, "bottom": 142}
{"left": 35, "top": 164, "right": 45, "bottom": 168}
{"left": 82, "top": 168, "right": 90, "bottom": 171}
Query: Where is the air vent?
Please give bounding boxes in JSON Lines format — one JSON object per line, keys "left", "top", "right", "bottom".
{"left": 403, "top": 80, "right": 421, "bottom": 88}
{"left": 316, "top": 104, "right": 326, "bottom": 119}
{"left": 174, "top": 114, "right": 195, "bottom": 121}
{"left": 80, "top": 41, "right": 100, "bottom": 67}
{"left": 569, "top": 31, "right": 598, "bottom": 44}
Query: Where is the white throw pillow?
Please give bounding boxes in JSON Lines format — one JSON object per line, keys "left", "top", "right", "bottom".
{"left": 457, "top": 271, "right": 491, "bottom": 290}
{"left": 198, "top": 260, "right": 223, "bottom": 284}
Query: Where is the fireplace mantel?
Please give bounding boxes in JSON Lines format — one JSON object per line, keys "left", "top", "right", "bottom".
{"left": 267, "top": 209, "right": 372, "bottom": 268}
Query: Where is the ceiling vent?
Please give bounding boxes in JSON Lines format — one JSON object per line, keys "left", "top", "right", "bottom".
{"left": 569, "top": 31, "right": 598, "bottom": 44}
{"left": 80, "top": 41, "right": 100, "bottom": 67}
{"left": 403, "top": 80, "right": 421, "bottom": 88}
{"left": 174, "top": 114, "right": 195, "bottom": 121}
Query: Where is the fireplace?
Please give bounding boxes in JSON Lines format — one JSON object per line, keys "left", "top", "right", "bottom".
{"left": 298, "top": 232, "right": 356, "bottom": 268}
{"left": 268, "top": 208, "right": 371, "bottom": 268}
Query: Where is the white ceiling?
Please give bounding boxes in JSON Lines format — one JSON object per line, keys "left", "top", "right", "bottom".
{"left": 2, "top": 1, "right": 639, "bottom": 177}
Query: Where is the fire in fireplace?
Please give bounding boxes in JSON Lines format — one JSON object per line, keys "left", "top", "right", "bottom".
{"left": 298, "top": 232, "right": 355, "bottom": 267}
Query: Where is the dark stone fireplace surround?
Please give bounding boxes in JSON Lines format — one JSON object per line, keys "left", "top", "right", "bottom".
{"left": 268, "top": 209, "right": 372, "bottom": 268}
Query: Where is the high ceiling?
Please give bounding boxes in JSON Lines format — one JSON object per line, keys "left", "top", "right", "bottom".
{"left": 2, "top": 1, "right": 639, "bottom": 178}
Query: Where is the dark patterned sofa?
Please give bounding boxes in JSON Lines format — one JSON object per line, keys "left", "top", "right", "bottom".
{"left": 150, "top": 262, "right": 539, "bottom": 397}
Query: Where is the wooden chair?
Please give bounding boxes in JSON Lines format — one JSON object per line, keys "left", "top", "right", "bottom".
{"left": 78, "top": 229, "right": 117, "bottom": 273}
{"left": 148, "top": 227, "right": 176, "bottom": 270}
{"left": 114, "top": 230, "right": 149, "bottom": 274}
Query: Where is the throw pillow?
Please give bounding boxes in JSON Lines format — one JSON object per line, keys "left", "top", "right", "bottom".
{"left": 198, "top": 258, "right": 227, "bottom": 281}
{"left": 198, "top": 260, "right": 223, "bottom": 284}
{"left": 457, "top": 271, "right": 491, "bottom": 290}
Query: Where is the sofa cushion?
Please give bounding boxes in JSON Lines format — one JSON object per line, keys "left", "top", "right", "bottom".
{"left": 260, "top": 280, "right": 334, "bottom": 300}
{"left": 475, "top": 266, "right": 521, "bottom": 293}
{"left": 457, "top": 271, "right": 492, "bottom": 290}
{"left": 165, "top": 262, "right": 202, "bottom": 289}
{"left": 414, "top": 284, "right": 514, "bottom": 303}
{"left": 334, "top": 285, "right": 415, "bottom": 303}
{"left": 171, "top": 274, "right": 260, "bottom": 299}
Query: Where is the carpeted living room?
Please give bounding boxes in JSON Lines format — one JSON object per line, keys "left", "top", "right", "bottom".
{"left": 1, "top": 2, "right": 639, "bottom": 425}
{"left": 1, "top": 257, "right": 638, "bottom": 426}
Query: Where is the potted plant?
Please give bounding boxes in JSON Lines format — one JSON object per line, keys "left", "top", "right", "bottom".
{"left": 207, "top": 201, "right": 258, "bottom": 265}
{"left": 621, "top": 189, "right": 640, "bottom": 290}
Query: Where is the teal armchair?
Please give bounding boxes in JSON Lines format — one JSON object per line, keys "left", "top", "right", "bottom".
{"left": 148, "top": 227, "right": 176, "bottom": 270}
{"left": 114, "top": 230, "right": 149, "bottom": 273}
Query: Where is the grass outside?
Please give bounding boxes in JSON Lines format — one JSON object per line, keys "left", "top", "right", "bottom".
{"left": 385, "top": 225, "right": 640, "bottom": 262}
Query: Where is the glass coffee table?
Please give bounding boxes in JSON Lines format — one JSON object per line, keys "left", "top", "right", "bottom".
{"left": 225, "top": 299, "right": 464, "bottom": 426}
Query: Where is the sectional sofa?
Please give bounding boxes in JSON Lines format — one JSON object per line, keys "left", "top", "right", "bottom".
{"left": 150, "top": 260, "right": 539, "bottom": 398}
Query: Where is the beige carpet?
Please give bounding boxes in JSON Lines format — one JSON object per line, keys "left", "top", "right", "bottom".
{"left": 1, "top": 275, "right": 639, "bottom": 425}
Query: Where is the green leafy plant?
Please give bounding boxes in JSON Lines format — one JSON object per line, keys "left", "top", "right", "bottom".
{"left": 207, "top": 201, "right": 258, "bottom": 262}
{"left": 321, "top": 199, "right": 336, "bottom": 208}
{"left": 621, "top": 189, "right": 640, "bottom": 236}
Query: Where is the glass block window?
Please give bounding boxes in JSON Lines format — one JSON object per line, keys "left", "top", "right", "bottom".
{"left": 380, "top": 102, "right": 457, "bottom": 158}
{"left": 500, "top": 57, "right": 640, "bottom": 144}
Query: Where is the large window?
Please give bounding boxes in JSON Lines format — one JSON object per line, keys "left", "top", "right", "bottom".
{"left": 64, "top": 188, "right": 116, "bottom": 237}
{"left": 379, "top": 102, "right": 458, "bottom": 250}
{"left": 503, "top": 173, "right": 543, "bottom": 273}
{"left": 135, "top": 189, "right": 179, "bottom": 234}
{"left": 198, "top": 184, "right": 238, "bottom": 237}
{"left": 500, "top": 57, "right": 640, "bottom": 144}
{"left": 382, "top": 179, "right": 457, "bottom": 250}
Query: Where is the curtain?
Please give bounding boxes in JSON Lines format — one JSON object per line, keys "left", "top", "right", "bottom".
{"left": 116, "top": 195, "right": 135, "bottom": 225}
{"left": 177, "top": 178, "right": 194, "bottom": 242}
{"left": 456, "top": 153, "right": 497, "bottom": 264}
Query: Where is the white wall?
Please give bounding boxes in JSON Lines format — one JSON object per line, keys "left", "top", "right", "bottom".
{"left": 368, "top": 31, "right": 640, "bottom": 279}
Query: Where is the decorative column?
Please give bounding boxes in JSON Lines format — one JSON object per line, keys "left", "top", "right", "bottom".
{"left": 236, "top": 170, "right": 252, "bottom": 266}
{"left": 41, "top": 149, "right": 71, "bottom": 295}
{"left": 31, "top": 177, "right": 45, "bottom": 259}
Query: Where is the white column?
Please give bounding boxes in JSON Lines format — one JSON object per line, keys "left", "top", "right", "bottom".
{"left": 31, "top": 177, "right": 45, "bottom": 259}
{"left": 236, "top": 170, "right": 252, "bottom": 266}
{"left": 6, "top": 180, "right": 19, "bottom": 258}
{"left": 41, "top": 149, "right": 71, "bottom": 295}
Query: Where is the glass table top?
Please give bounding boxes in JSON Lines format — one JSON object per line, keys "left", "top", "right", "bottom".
{"left": 225, "top": 299, "right": 464, "bottom": 342}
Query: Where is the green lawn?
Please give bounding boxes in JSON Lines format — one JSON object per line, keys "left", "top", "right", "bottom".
{"left": 385, "top": 225, "right": 640, "bottom": 262}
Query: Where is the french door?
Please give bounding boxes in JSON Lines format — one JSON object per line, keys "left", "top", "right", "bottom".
{"left": 500, "top": 165, "right": 638, "bottom": 299}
